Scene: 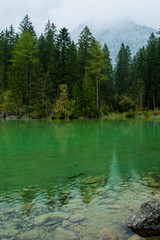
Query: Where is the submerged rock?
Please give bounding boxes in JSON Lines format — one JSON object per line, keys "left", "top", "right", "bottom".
{"left": 127, "top": 235, "right": 143, "bottom": 240}
{"left": 34, "top": 212, "right": 69, "bottom": 225}
{"left": 0, "top": 228, "right": 19, "bottom": 238}
{"left": 142, "top": 175, "right": 160, "bottom": 188}
{"left": 54, "top": 227, "right": 76, "bottom": 240}
{"left": 95, "top": 228, "right": 117, "bottom": 240}
{"left": 62, "top": 220, "right": 72, "bottom": 228}
{"left": 21, "top": 203, "right": 34, "bottom": 216}
{"left": 81, "top": 176, "right": 103, "bottom": 185}
{"left": 19, "top": 229, "right": 40, "bottom": 240}
{"left": 68, "top": 173, "right": 86, "bottom": 179}
{"left": 126, "top": 200, "right": 160, "bottom": 237}
{"left": 4, "top": 208, "right": 16, "bottom": 214}
{"left": 69, "top": 214, "right": 85, "bottom": 223}
{"left": 59, "top": 191, "right": 71, "bottom": 205}
{"left": 153, "top": 194, "right": 160, "bottom": 200}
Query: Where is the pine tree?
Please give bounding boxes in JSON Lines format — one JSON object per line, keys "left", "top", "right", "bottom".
{"left": 19, "top": 14, "right": 36, "bottom": 36}
{"left": 0, "top": 26, "right": 17, "bottom": 92}
{"left": 115, "top": 43, "right": 131, "bottom": 95}
{"left": 156, "top": 35, "right": 160, "bottom": 106}
{"left": 37, "top": 20, "right": 58, "bottom": 110}
{"left": 72, "top": 26, "right": 95, "bottom": 115}
{"left": 77, "top": 26, "right": 95, "bottom": 79}
{"left": 130, "top": 47, "right": 146, "bottom": 108}
{"left": 44, "top": 20, "right": 57, "bottom": 71}
{"left": 145, "top": 33, "right": 158, "bottom": 109}
{"left": 67, "top": 41, "right": 78, "bottom": 98}
{"left": 57, "top": 27, "right": 71, "bottom": 84}
{"left": 101, "top": 43, "right": 113, "bottom": 106}
{"left": 86, "top": 40, "right": 107, "bottom": 110}
{"left": 9, "top": 31, "right": 38, "bottom": 114}
{"left": 81, "top": 78, "right": 96, "bottom": 117}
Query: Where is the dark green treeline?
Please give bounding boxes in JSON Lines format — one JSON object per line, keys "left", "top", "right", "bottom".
{"left": 0, "top": 15, "right": 160, "bottom": 118}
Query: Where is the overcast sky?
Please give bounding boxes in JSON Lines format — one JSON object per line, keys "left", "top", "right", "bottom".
{"left": 0, "top": 0, "right": 160, "bottom": 33}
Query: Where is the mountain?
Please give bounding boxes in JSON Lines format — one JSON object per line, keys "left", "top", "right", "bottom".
{"left": 71, "top": 19, "right": 157, "bottom": 63}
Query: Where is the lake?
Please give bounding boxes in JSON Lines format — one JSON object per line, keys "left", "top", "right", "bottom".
{"left": 0, "top": 119, "right": 160, "bottom": 239}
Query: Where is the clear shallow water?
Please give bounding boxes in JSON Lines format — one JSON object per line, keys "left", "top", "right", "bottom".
{"left": 0, "top": 119, "right": 160, "bottom": 239}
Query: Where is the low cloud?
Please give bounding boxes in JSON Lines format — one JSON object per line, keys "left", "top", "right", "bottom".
{"left": 0, "top": 0, "right": 159, "bottom": 34}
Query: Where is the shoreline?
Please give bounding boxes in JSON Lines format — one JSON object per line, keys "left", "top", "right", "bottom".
{"left": 1, "top": 110, "right": 160, "bottom": 121}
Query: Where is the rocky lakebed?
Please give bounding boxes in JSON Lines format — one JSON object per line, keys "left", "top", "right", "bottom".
{"left": 0, "top": 173, "right": 160, "bottom": 240}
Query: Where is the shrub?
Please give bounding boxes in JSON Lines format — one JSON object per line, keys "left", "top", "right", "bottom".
{"left": 103, "top": 105, "right": 112, "bottom": 115}
{"left": 125, "top": 110, "right": 136, "bottom": 118}
{"left": 118, "top": 94, "right": 135, "bottom": 112}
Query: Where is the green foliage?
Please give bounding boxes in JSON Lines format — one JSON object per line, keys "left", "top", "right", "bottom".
{"left": 54, "top": 84, "right": 71, "bottom": 119}
{"left": 101, "top": 44, "right": 114, "bottom": 106}
{"left": 102, "top": 105, "right": 113, "bottom": 116}
{"left": 118, "top": 94, "right": 135, "bottom": 112}
{"left": 125, "top": 110, "right": 136, "bottom": 118}
{"left": 11, "top": 31, "right": 38, "bottom": 65}
{"left": 81, "top": 78, "right": 97, "bottom": 117}
{"left": 115, "top": 43, "right": 131, "bottom": 95}
{"left": 57, "top": 27, "right": 71, "bottom": 82}
{"left": 19, "top": 14, "right": 35, "bottom": 36}
{"left": 1, "top": 90, "right": 15, "bottom": 115}
{"left": 68, "top": 99, "right": 80, "bottom": 118}
{"left": 130, "top": 47, "right": 146, "bottom": 108}
{"left": 9, "top": 30, "right": 38, "bottom": 113}
{"left": 0, "top": 15, "right": 160, "bottom": 119}
{"left": 0, "top": 26, "right": 17, "bottom": 91}
{"left": 78, "top": 26, "right": 95, "bottom": 78}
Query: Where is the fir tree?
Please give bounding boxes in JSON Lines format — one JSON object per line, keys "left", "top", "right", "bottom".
{"left": 19, "top": 14, "right": 36, "bottom": 36}
{"left": 115, "top": 43, "right": 131, "bottom": 95}
{"left": 9, "top": 31, "right": 38, "bottom": 114}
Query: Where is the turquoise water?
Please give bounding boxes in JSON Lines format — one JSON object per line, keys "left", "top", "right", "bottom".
{"left": 0, "top": 119, "right": 160, "bottom": 239}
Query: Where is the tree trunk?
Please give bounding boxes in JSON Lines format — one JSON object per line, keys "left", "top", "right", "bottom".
{"left": 140, "top": 86, "right": 143, "bottom": 108}
{"left": 96, "top": 76, "right": 98, "bottom": 110}
{"left": 148, "top": 95, "right": 150, "bottom": 109}
{"left": 153, "top": 92, "right": 156, "bottom": 110}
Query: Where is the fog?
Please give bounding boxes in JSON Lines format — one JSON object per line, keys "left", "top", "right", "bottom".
{"left": 0, "top": 0, "right": 160, "bottom": 33}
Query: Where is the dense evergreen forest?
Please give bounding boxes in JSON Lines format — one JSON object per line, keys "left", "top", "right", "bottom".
{"left": 0, "top": 15, "right": 160, "bottom": 119}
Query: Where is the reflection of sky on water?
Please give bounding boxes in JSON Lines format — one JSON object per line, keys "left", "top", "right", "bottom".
{"left": 108, "top": 150, "right": 121, "bottom": 188}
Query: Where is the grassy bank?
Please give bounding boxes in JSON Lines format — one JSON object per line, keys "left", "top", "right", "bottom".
{"left": 101, "top": 110, "right": 160, "bottom": 121}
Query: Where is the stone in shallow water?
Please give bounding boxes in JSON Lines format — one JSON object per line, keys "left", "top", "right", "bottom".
{"left": 81, "top": 176, "right": 101, "bottom": 184}
{"left": 21, "top": 203, "right": 34, "bottom": 215}
{"left": 126, "top": 200, "right": 160, "bottom": 237}
{"left": 54, "top": 227, "right": 77, "bottom": 240}
{"left": 94, "top": 228, "right": 117, "bottom": 240}
{"left": 127, "top": 235, "right": 143, "bottom": 240}
{"left": 34, "top": 212, "right": 69, "bottom": 225}
{"left": 66, "top": 203, "right": 83, "bottom": 211}
{"left": 19, "top": 229, "right": 40, "bottom": 240}
{"left": 62, "top": 220, "right": 72, "bottom": 228}
{"left": 153, "top": 194, "right": 160, "bottom": 200}
{"left": 142, "top": 176, "right": 160, "bottom": 188}
{"left": 4, "top": 208, "right": 16, "bottom": 214}
{"left": 0, "top": 229, "right": 19, "bottom": 238}
{"left": 69, "top": 214, "right": 85, "bottom": 223}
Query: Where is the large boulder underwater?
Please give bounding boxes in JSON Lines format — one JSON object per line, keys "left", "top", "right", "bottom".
{"left": 125, "top": 200, "right": 160, "bottom": 237}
